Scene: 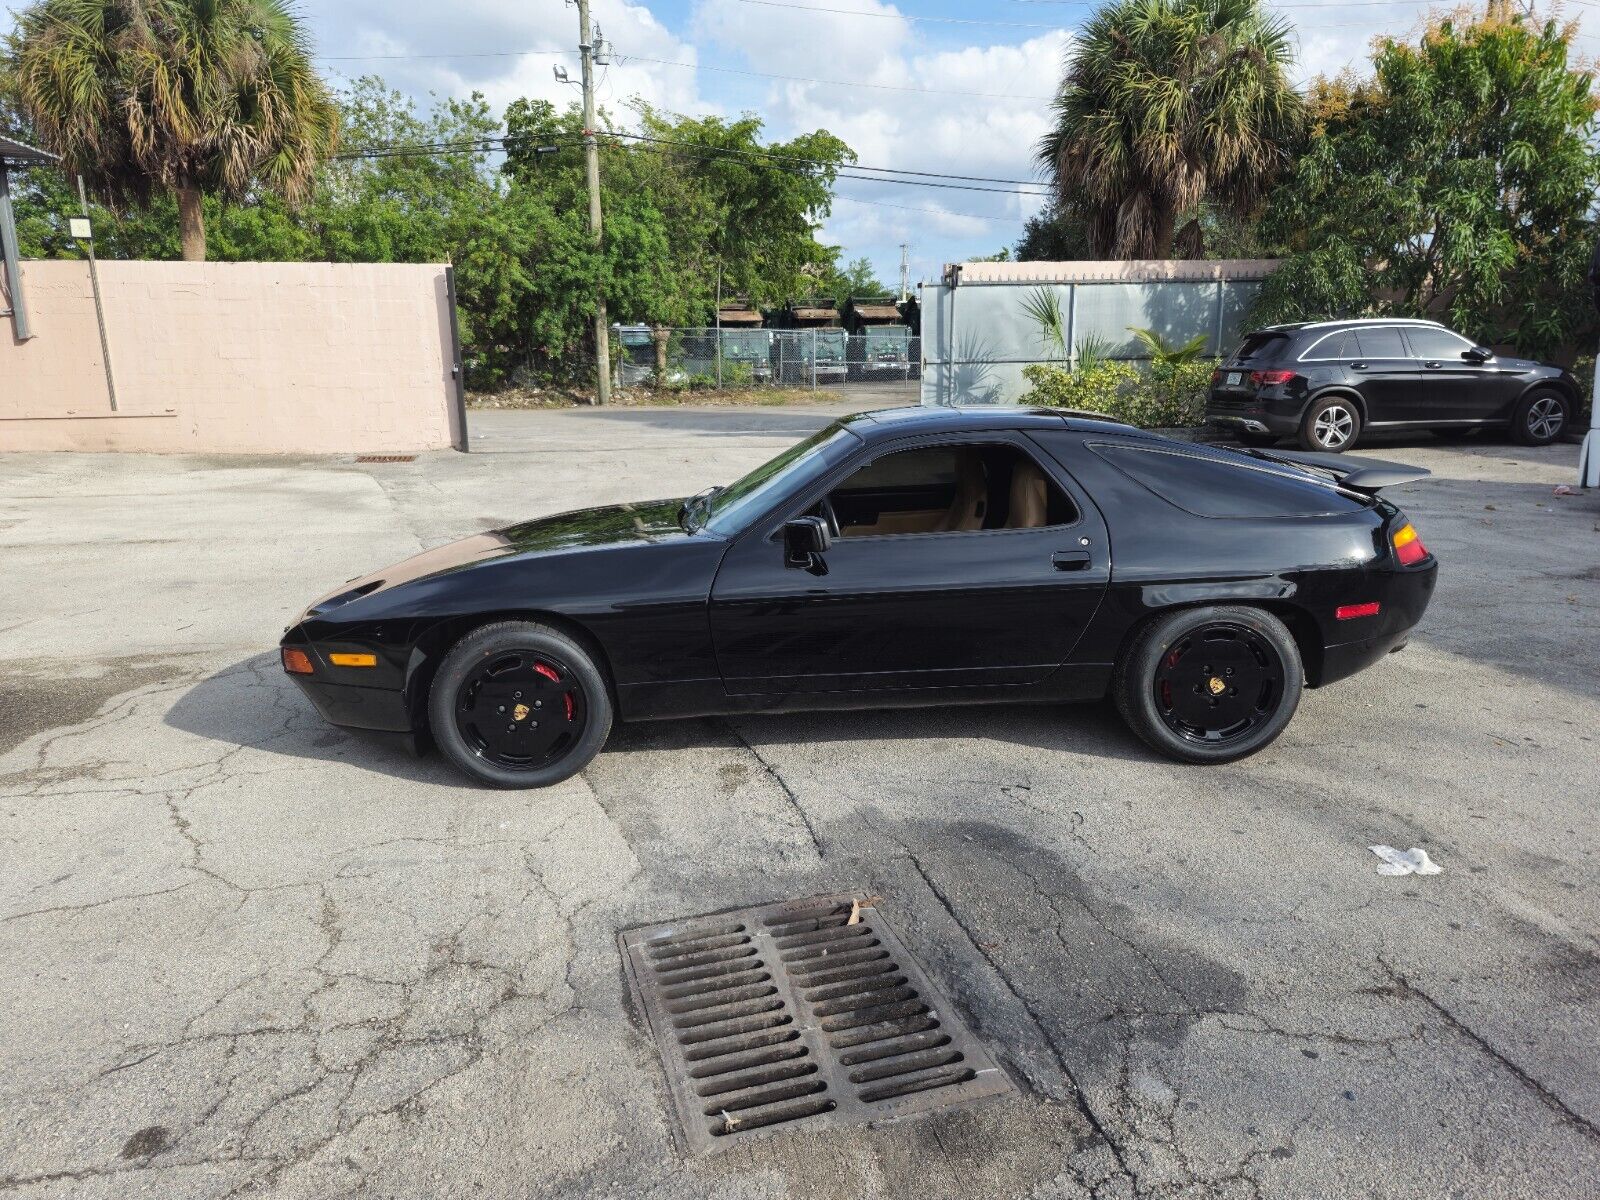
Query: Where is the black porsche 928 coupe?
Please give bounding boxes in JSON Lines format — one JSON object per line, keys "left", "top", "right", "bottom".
{"left": 281, "top": 407, "right": 1438, "bottom": 787}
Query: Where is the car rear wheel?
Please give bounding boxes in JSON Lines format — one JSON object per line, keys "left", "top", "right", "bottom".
{"left": 428, "top": 620, "right": 612, "bottom": 788}
{"left": 1298, "top": 396, "right": 1361, "bottom": 452}
{"left": 1113, "top": 605, "right": 1304, "bottom": 764}
{"left": 1510, "top": 389, "right": 1570, "bottom": 446}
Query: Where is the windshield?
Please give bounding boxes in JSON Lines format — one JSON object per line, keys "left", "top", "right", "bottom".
{"left": 698, "top": 424, "right": 860, "bottom": 536}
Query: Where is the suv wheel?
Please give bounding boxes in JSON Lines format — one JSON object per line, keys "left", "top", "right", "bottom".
{"left": 1510, "top": 389, "right": 1569, "bottom": 446}
{"left": 1299, "top": 396, "right": 1361, "bottom": 452}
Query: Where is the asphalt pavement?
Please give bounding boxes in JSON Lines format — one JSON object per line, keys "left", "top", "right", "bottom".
{"left": 1, "top": 406, "right": 1597, "bottom": 1199}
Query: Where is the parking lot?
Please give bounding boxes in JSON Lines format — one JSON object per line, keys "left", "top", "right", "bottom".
{"left": 2, "top": 406, "right": 1598, "bottom": 1199}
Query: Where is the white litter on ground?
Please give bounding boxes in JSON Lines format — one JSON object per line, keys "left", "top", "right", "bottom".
{"left": 1369, "top": 845, "right": 1443, "bottom": 876}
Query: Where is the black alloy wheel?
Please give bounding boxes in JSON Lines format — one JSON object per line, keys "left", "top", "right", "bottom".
{"left": 1114, "top": 605, "right": 1304, "bottom": 764}
{"left": 1152, "top": 625, "right": 1284, "bottom": 745}
{"left": 429, "top": 621, "right": 613, "bottom": 788}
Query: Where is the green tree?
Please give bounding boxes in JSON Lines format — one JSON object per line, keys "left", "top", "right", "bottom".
{"left": 1038, "top": 0, "right": 1301, "bottom": 259}
{"left": 1255, "top": 4, "right": 1600, "bottom": 356}
{"left": 5, "top": 0, "right": 339, "bottom": 261}
{"left": 818, "top": 255, "right": 887, "bottom": 304}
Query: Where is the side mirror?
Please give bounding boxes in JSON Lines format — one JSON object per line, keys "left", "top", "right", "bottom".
{"left": 1464, "top": 345, "right": 1493, "bottom": 363}
{"left": 783, "top": 516, "right": 832, "bottom": 569}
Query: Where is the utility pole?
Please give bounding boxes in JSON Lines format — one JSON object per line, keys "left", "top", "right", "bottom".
{"left": 577, "top": 0, "right": 611, "bottom": 404}
{"left": 899, "top": 243, "right": 910, "bottom": 303}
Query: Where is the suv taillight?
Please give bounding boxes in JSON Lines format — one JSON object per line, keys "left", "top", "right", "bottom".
{"left": 1250, "top": 369, "right": 1298, "bottom": 386}
{"left": 1393, "top": 522, "right": 1429, "bottom": 566}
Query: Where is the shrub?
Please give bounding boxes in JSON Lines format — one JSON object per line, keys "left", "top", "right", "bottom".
{"left": 1022, "top": 361, "right": 1140, "bottom": 414}
{"left": 1572, "top": 357, "right": 1594, "bottom": 429}
{"left": 1022, "top": 359, "right": 1212, "bottom": 429}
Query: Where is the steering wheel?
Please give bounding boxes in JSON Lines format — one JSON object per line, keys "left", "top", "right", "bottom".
{"left": 819, "top": 496, "right": 841, "bottom": 539}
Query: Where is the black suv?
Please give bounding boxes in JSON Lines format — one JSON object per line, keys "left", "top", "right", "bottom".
{"left": 1206, "top": 319, "right": 1579, "bottom": 452}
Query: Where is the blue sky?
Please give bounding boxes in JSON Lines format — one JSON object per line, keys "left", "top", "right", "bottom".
{"left": 5, "top": 0, "right": 1598, "bottom": 289}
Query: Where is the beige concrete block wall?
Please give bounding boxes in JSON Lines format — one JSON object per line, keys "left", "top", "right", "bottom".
{"left": 2, "top": 260, "right": 463, "bottom": 454}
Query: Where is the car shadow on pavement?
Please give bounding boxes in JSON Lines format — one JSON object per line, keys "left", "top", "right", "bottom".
{"left": 167, "top": 653, "right": 1160, "bottom": 785}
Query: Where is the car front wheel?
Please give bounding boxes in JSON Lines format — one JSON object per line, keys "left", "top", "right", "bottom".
{"left": 1113, "top": 605, "right": 1304, "bottom": 764}
{"left": 1298, "top": 396, "right": 1361, "bottom": 452}
{"left": 428, "top": 620, "right": 613, "bottom": 788}
{"left": 1510, "top": 389, "right": 1570, "bottom": 446}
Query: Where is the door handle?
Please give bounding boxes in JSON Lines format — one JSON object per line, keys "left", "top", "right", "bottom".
{"left": 1349, "top": 362, "right": 1368, "bottom": 369}
{"left": 1052, "top": 550, "right": 1091, "bottom": 571}
{"left": 1424, "top": 361, "right": 1442, "bottom": 369}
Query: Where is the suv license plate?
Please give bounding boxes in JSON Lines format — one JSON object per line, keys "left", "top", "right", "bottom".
{"left": 1226, "top": 371, "right": 1242, "bottom": 385}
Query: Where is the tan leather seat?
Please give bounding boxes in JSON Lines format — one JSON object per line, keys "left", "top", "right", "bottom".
{"left": 1008, "top": 460, "right": 1050, "bottom": 528}
{"left": 936, "top": 454, "right": 988, "bottom": 532}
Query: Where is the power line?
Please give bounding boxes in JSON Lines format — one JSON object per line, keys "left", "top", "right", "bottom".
{"left": 729, "top": 0, "right": 1059, "bottom": 27}
{"left": 330, "top": 130, "right": 1052, "bottom": 197}
{"left": 617, "top": 53, "right": 1057, "bottom": 101}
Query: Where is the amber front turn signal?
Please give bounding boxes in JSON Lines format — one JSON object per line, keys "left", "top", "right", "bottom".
{"left": 281, "top": 647, "right": 315, "bottom": 675}
{"left": 329, "top": 652, "right": 378, "bottom": 668}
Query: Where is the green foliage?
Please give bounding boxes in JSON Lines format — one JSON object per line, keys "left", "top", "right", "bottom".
{"left": 1022, "top": 359, "right": 1211, "bottom": 428}
{"left": 1038, "top": 0, "right": 1302, "bottom": 259}
{"left": 1128, "top": 326, "right": 1210, "bottom": 364}
{"left": 817, "top": 256, "right": 887, "bottom": 306}
{"left": 2, "top": 79, "right": 861, "bottom": 390}
{"left": 4, "top": 0, "right": 339, "bottom": 259}
{"left": 1255, "top": 7, "right": 1600, "bottom": 357}
{"left": 1015, "top": 201, "right": 1093, "bottom": 261}
{"left": 1021, "top": 288, "right": 1069, "bottom": 361}
{"left": 1023, "top": 361, "right": 1140, "bottom": 414}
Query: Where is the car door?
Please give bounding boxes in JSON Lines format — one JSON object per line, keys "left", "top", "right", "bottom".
{"left": 707, "top": 432, "right": 1110, "bottom": 696}
{"left": 1348, "top": 325, "right": 1423, "bottom": 423}
{"left": 1402, "top": 325, "right": 1504, "bottom": 421}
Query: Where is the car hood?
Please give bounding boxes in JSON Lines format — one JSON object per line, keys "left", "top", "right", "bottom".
{"left": 303, "top": 498, "right": 693, "bottom": 613}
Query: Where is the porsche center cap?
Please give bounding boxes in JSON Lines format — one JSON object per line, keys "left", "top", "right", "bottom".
{"left": 513, "top": 703, "right": 531, "bottom": 721}
{"left": 1207, "top": 677, "right": 1227, "bottom": 696}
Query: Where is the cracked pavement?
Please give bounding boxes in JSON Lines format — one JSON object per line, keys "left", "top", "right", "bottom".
{"left": 2, "top": 406, "right": 1598, "bottom": 1198}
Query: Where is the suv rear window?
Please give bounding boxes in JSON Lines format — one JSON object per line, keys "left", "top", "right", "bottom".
{"left": 1090, "top": 444, "right": 1368, "bottom": 517}
{"left": 1229, "top": 332, "right": 1289, "bottom": 363}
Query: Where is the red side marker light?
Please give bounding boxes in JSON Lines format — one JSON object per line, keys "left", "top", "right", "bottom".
{"left": 1392, "top": 522, "right": 1428, "bottom": 566}
{"left": 282, "top": 647, "right": 315, "bottom": 675}
{"left": 1336, "top": 602, "right": 1381, "bottom": 621}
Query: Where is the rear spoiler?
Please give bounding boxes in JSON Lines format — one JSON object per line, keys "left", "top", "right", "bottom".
{"left": 1247, "top": 449, "right": 1431, "bottom": 494}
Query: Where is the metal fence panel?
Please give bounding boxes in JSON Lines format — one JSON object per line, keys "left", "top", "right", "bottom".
{"left": 613, "top": 327, "right": 921, "bottom": 394}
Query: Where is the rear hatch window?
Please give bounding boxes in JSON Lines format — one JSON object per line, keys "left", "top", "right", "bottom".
{"left": 1225, "top": 332, "right": 1290, "bottom": 365}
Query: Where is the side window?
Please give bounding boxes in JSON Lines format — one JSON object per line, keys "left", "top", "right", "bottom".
{"left": 1355, "top": 327, "right": 1407, "bottom": 359}
{"left": 1404, "top": 327, "right": 1474, "bottom": 360}
{"left": 1090, "top": 444, "right": 1367, "bottom": 518}
{"left": 821, "top": 444, "right": 1077, "bottom": 537}
{"left": 1302, "top": 330, "right": 1358, "bottom": 360}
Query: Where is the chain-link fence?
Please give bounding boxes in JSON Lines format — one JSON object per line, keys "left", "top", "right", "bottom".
{"left": 615, "top": 326, "right": 922, "bottom": 393}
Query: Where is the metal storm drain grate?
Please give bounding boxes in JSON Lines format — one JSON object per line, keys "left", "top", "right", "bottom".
{"left": 354, "top": 454, "right": 416, "bottom": 463}
{"left": 621, "top": 892, "right": 1016, "bottom": 1155}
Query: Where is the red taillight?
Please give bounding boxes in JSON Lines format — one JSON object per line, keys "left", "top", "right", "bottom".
{"left": 1211, "top": 367, "right": 1223, "bottom": 383}
{"left": 1393, "top": 522, "right": 1428, "bottom": 566}
{"left": 1336, "top": 602, "right": 1381, "bottom": 620}
{"left": 1250, "top": 369, "right": 1297, "bottom": 386}
{"left": 282, "top": 647, "right": 314, "bottom": 675}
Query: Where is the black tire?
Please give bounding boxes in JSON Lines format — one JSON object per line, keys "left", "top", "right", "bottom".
{"left": 1297, "top": 396, "right": 1361, "bottom": 452}
{"left": 1113, "top": 605, "right": 1304, "bottom": 764}
{"left": 1510, "top": 389, "right": 1570, "bottom": 446}
{"left": 428, "top": 620, "right": 612, "bottom": 788}
{"left": 1236, "top": 431, "right": 1280, "bottom": 447}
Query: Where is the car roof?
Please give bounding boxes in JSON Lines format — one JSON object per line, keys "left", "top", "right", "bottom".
{"left": 1256, "top": 318, "right": 1449, "bottom": 336}
{"left": 842, "top": 405, "right": 1143, "bottom": 438}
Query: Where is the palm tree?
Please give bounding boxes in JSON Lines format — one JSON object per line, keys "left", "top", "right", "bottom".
{"left": 1038, "top": 0, "right": 1302, "bottom": 260}
{"left": 6, "top": 0, "right": 338, "bottom": 261}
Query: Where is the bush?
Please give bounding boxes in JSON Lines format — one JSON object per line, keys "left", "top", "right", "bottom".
{"left": 1022, "top": 361, "right": 1140, "bottom": 414}
{"left": 1022, "top": 359, "right": 1212, "bottom": 429}
{"left": 1572, "top": 357, "right": 1594, "bottom": 429}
